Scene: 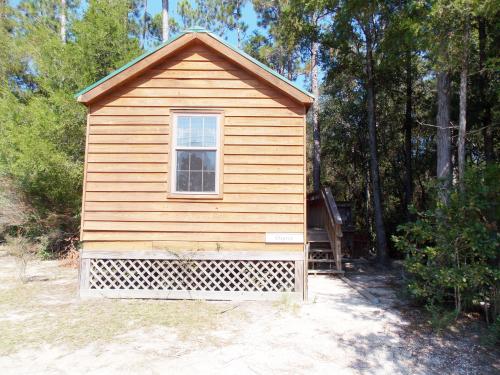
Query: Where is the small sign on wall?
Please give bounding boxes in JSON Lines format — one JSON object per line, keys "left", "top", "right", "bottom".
{"left": 265, "top": 232, "right": 304, "bottom": 243}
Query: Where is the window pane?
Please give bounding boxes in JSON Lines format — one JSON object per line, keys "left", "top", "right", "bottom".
{"left": 190, "top": 117, "right": 203, "bottom": 146}
{"left": 203, "top": 117, "right": 217, "bottom": 147}
{"left": 176, "top": 171, "right": 189, "bottom": 191}
{"left": 203, "top": 151, "right": 216, "bottom": 171}
{"left": 189, "top": 171, "right": 202, "bottom": 191}
{"left": 177, "top": 115, "right": 217, "bottom": 147}
{"left": 176, "top": 151, "right": 189, "bottom": 170}
{"left": 174, "top": 115, "right": 218, "bottom": 194}
{"left": 177, "top": 117, "right": 190, "bottom": 146}
{"left": 188, "top": 151, "right": 202, "bottom": 170}
{"left": 203, "top": 172, "right": 215, "bottom": 192}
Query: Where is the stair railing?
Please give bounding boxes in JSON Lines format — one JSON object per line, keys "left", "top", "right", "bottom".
{"left": 321, "top": 187, "right": 343, "bottom": 272}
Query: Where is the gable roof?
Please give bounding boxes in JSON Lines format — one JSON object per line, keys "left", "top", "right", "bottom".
{"left": 75, "top": 28, "right": 314, "bottom": 106}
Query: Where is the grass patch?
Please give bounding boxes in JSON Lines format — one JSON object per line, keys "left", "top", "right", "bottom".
{"left": 0, "top": 281, "right": 231, "bottom": 355}
{"left": 273, "top": 293, "right": 301, "bottom": 315}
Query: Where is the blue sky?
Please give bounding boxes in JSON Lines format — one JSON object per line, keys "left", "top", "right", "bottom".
{"left": 9, "top": 0, "right": 309, "bottom": 90}
{"left": 147, "top": 0, "right": 260, "bottom": 47}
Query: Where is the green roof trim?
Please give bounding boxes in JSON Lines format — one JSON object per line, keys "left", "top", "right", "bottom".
{"left": 75, "top": 28, "right": 313, "bottom": 100}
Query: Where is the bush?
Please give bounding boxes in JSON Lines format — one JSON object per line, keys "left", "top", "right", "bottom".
{"left": 393, "top": 164, "right": 500, "bottom": 323}
{"left": 4, "top": 235, "right": 37, "bottom": 282}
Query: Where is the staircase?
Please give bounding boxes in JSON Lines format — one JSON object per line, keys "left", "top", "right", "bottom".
{"left": 307, "top": 188, "right": 344, "bottom": 275}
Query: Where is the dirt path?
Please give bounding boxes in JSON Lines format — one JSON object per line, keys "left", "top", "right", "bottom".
{"left": 0, "top": 252, "right": 497, "bottom": 374}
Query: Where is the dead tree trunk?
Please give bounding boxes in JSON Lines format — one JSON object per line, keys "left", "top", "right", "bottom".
{"left": 60, "top": 0, "right": 66, "bottom": 44}
{"left": 365, "top": 30, "right": 387, "bottom": 264}
{"left": 311, "top": 40, "right": 321, "bottom": 193}
{"left": 403, "top": 50, "right": 413, "bottom": 217}
{"left": 162, "top": 0, "right": 169, "bottom": 42}
{"left": 458, "top": 16, "right": 469, "bottom": 190}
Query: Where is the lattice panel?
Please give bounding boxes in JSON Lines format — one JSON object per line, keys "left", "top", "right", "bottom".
{"left": 88, "top": 258, "right": 296, "bottom": 292}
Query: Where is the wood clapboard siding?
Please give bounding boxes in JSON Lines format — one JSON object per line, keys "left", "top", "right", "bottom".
{"left": 224, "top": 145, "right": 303, "bottom": 155}
{"left": 85, "top": 183, "right": 303, "bottom": 194}
{"left": 88, "top": 116, "right": 304, "bottom": 126}
{"left": 85, "top": 211, "right": 303, "bottom": 223}
{"left": 84, "top": 192, "right": 303, "bottom": 203}
{"left": 82, "top": 232, "right": 286, "bottom": 242}
{"left": 83, "top": 222, "right": 302, "bottom": 233}
{"left": 87, "top": 154, "right": 169, "bottom": 163}
{"left": 131, "top": 78, "right": 267, "bottom": 90}
{"left": 82, "top": 241, "right": 303, "bottom": 252}
{"left": 88, "top": 134, "right": 169, "bottom": 144}
{"left": 118, "top": 87, "right": 278, "bottom": 99}
{"left": 86, "top": 173, "right": 168, "bottom": 182}
{"left": 224, "top": 126, "right": 303, "bottom": 136}
{"left": 84, "top": 202, "right": 304, "bottom": 213}
{"left": 82, "top": 42, "right": 307, "bottom": 250}
{"left": 89, "top": 126, "right": 169, "bottom": 135}
{"left": 88, "top": 144, "right": 168, "bottom": 153}
{"left": 90, "top": 106, "right": 304, "bottom": 117}
{"left": 97, "top": 97, "right": 296, "bottom": 108}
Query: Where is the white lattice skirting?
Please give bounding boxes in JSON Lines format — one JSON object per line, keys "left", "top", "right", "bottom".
{"left": 79, "top": 250, "right": 305, "bottom": 300}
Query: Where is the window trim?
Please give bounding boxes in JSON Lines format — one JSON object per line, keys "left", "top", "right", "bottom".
{"left": 168, "top": 110, "right": 224, "bottom": 199}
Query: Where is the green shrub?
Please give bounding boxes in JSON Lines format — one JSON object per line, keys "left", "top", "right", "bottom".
{"left": 393, "top": 164, "right": 500, "bottom": 323}
{"left": 4, "top": 235, "right": 37, "bottom": 282}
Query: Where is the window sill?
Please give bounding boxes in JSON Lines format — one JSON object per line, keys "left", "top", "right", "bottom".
{"left": 167, "top": 193, "right": 223, "bottom": 200}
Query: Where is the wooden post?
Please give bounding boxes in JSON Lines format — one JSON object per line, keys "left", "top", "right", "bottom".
{"left": 304, "top": 243, "right": 309, "bottom": 301}
{"left": 79, "top": 257, "right": 90, "bottom": 297}
{"left": 295, "top": 259, "right": 304, "bottom": 299}
{"left": 335, "top": 225, "right": 342, "bottom": 272}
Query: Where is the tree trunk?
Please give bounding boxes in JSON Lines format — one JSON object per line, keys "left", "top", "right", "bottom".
{"left": 436, "top": 68, "right": 451, "bottom": 203}
{"left": 311, "top": 40, "right": 321, "bottom": 193}
{"left": 141, "top": 0, "right": 148, "bottom": 49}
{"left": 458, "top": 16, "right": 469, "bottom": 190}
{"left": 60, "top": 0, "right": 66, "bottom": 44}
{"left": 235, "top": 0, "right": 242, "bottom": 48}
{"left": 403, "top": 50, "right": 413, "bottom": 217}
{"left": 365, "top": 31, "right": 387, "bottom": 264}
{"left": 162, "top": 0, "right": 169, "bottom": 42}
{"left": 478, "top": 17, "right": 494, "bottom": 162}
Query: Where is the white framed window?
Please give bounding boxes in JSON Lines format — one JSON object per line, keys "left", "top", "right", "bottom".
{"left": 171, "top": 112, "right": 221, "bottom": 195}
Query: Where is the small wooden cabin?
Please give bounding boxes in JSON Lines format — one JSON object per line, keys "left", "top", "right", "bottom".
{"left": 76, "top": 28, "right": 314, "bottom": 300}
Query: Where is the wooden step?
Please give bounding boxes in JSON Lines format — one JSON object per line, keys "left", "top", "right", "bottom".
{"left": 307, "top": 230, "right": 329, "bottom": 242}
{"left": 308, "top": 269, "right": 344, "bottom": 275}
{"left": 309, "top": 244, "right": 331, "bottom": 251}
{"left": 308, "top": 259, "right": 336, "bottom": 263}
{"left": 307, "top": 228, "right": 329, "bottom": 242}
{"left": 308, "top": 248, "right": 333, "bottom": 253}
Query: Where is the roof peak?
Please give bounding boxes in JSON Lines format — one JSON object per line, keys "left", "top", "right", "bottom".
{"left": 75, "top": 31, "right": 313, "bottom": 103}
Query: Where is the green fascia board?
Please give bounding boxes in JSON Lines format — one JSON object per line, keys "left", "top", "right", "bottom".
{"left": 74, "top": 28, "right": 314, "bottom": 100}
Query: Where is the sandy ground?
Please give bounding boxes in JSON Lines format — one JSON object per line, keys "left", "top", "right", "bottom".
{"left": 0, "top": 251, "right": 498, "bottom": 375}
